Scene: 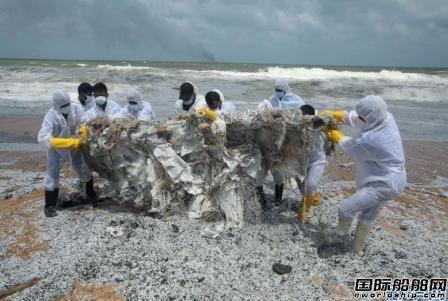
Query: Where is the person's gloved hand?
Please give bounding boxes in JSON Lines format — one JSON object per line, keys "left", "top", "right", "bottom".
{"left": 78, "top": 124, "right": 89, "bottom": 139}
{"left": 50, "top": 137, "right": 82, "bottom": 150}
{"left": 322, "top": 110, "right": 345, "bottom": 122}
{"left": 197, "top": 108, "right": 218, "bottom": 122}
{"left": 324, "top": 129, "right": 345, "bottom": 143}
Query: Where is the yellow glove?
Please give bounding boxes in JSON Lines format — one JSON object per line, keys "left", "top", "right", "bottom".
{"left": 78, "top": 124, "right": 89, "bottom": 139}
{"left": 197, "top": 108, "right": 218, "bottom": 122}
{"left": 50, "top": 137, "right": 82, "bottom": 150}
{"left": 324, "top": 129, "right": 345, "bottom": 144}
{"left": 322, "top": 110, "right": 345, "bottom": 122}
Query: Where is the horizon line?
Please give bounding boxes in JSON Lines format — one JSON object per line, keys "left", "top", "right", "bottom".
{"left": 0, "top": 56, "right": 447, "bottom": 70}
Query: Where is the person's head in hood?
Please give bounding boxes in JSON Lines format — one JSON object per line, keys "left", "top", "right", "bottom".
{"left": 53, "top": 91, "right": 71, "bottom": 116}
{"left": 355, "top": 95, "right": 388, "bottom": 130}
{"left": 274, "top": 79, "right": 290, "bottom": 100}
{"left": 127, "top": 89, "right": 143, "bottom": 114}
{"left": 300, "top": 104, "right": 315, "bottom": 116}
{"left": 78, "top": 82, "right": 93, "bottom": 106}
{"left": 179, "top": 82, "right": 196, "bottom": 104}
{"left": 205, "top": 90, "right": 222, "bottom": 110}
{"left": 93, "top": 82, "right": 108, "bottom": 109}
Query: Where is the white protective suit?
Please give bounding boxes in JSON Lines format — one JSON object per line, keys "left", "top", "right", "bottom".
{"left": 37, "top": 91, "right": 91, "bottom": 191}
{"left": 174, "top": 81, "right": 207, "bottom": 114}
{"left": 256, "top": 79, "right": 305, "bottom": 187}
{"left": 116, "top": 89, "right": 155, "bottom": 121}
{"left": 267, "top": 79, "right": 305, "bottom": 109}
{"left": 84, "top": 98, "right": 121, "bottom": 122}
{"left": 297, "top": 134, "right": 327, "bottom": 195}
{"left": 209, "top": 89, "right": 236, "bottom": 116}
{"left": 338, "top": 95, "right": 406, "bottom": 225}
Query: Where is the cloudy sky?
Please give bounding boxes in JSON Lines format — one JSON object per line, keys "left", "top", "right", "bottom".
{"left": 1, "top": 0, "right": 447, "bottom": 67}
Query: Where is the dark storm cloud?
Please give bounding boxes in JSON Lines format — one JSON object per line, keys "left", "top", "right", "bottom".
{"left": 0, "top": 0, "right": 447, "bottom": 66}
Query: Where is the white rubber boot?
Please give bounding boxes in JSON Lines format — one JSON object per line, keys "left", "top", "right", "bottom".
{"left": 335, "top": 219, "right": 352, "bottom": 236}
{"left": 353, "top": 221, "right": 372, "bottom": 256}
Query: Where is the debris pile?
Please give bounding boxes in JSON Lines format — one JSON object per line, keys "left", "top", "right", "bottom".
{"left": 83, "top": 110, "right": 336, "bottom": 228}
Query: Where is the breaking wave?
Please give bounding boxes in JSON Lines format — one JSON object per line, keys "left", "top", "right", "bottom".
{"left": 1, "top": 61, "right": 447, "bottom": 106}
{"left": 380, "top": 87, "right": 448, "bottom": 103}
{"left": 182, "top": 66, "right": 448, "bottom": 84}
{"left": 96, "top": 64, "right": 160, "bottom": 71}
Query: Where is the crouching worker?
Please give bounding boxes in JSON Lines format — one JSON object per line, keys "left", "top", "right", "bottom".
{"left": 38, "top": 91, "right": 97, "bottom": 217}
{"left": 324, "top": 95, "right": 406, "bottom": 256}
{"left": 297, "top": 105, "right": 327, "bottom": 221}
{"left": 116, "top": 89, "right": 155, "bottom": 121}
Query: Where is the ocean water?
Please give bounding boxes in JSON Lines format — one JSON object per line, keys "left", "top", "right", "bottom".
{"left": 1, "top": 59, "right": 447, "bottom": 141}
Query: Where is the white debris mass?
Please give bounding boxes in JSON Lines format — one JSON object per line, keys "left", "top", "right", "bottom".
{"left": 83, "top": 109, "right": 336, "bottom": 229}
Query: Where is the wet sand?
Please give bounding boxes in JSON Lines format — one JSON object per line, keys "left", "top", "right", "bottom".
{"left": 0, "top": 116, "right": 41, "bottom": 143}
{"left": 326, "top": 140, "right": 448, "bottom": 183}
{"left": 0, "top": 139, "right": 447, "bottom": 300}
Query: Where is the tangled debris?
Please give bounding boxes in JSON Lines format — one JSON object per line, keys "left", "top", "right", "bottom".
{"left": 84, "top": 109, "right": 336, "bottom": 228}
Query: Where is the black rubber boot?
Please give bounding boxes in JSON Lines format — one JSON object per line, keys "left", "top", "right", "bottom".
{"left": 274, "top": 184, "right": 284, "bottom": 206}
{"left": 86, "top": 179, "right": 98, "bottom": 207}
{"left": 44, "top": 190, "right": 58, "bottom": 217}
{"left": 256, "top": 186, "right": 268, "bottom": 210}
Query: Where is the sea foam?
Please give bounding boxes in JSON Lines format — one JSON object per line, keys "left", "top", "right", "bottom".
{"left": 180, "top": 66, "right": 447, "bottom": 83}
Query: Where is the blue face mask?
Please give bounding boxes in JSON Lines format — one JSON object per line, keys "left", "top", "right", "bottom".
{"left": 128, "top": 103, "right": 142, "bottom": 114}
{"left": 84, "top": 96, "right": 94, "bottom": 106}
{"left": 60, "top": 104, "right": 71, "bottom": 115}
{"left": 276, "top": 91, "right": 285, "bottom": 100}
{"left": 95, "top": 96, "right": 107, "bottom": 106}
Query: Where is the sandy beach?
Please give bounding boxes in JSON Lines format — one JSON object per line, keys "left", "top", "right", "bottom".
{"left": 2, "top": 0, "right": 448, "bottom": 298}
{"left": 1, "top": 135, "right": 447, "bottom": 300}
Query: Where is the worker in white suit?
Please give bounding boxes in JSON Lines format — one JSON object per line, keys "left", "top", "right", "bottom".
{"left": 265, "top": 78, "right": 305, "bottom": 110}
{"left": 37, "top": 91, "right": 96, "bottom": 217}
{"left": 116, "top": 89, "right": 155, "bottom": 121}
{"left": 324, "top": 95, "right": 406, "bottom": 256}
{"left": 77, "top": 82, "right": 95, "bottom": 112}
{"left": 84, "top": 82, "right": 121, "bottom": 122}
{"left": 255, "top": 79, "right": 305, "bottom": 210}
{"left": 174, "top": 81, "right": 207, "bottom": 114}
{"left": 203, "top": 89, "right": 235, "bottom": 116}
{"left": 296, "top": 105, "right": 327, "bottom": 221}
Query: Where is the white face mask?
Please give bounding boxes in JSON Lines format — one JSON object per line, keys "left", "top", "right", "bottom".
{"left": 59, "top": 104, "right": 71, "bottom": 115}
{"left": 182, "top": 98, "right": 194, "bottom": 106}
{"left": 276, "top": 91, "right": 285, "bottom": 100}
{"left": 84, "top": 95, "right": 94, "bottom": 105}
{"left": 128, "top": 103, "right": 142, "bottom": 114}
{"left": 95, "top": 96, "right": 107, "bottom": 106}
